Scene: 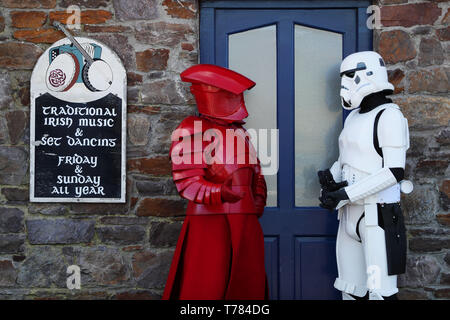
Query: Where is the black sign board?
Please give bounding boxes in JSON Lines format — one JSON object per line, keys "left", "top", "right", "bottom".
{"left": 31, "top": 93, "right": 124, "bottom": 201}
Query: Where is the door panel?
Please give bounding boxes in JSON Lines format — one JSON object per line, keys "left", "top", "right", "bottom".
{"left": 200, "top": 1, "right": 372, "bottom": 300}
{"left": 295, "top": 237, "right": 340, "bottom": 299}
{"left": 264, "top": 237, "right": 280, "bottom": 299}
{"left": 229, "top": 25, "right": 278, "bottom": 207}
{"left": 294, "top": 24, "right": 343, "bottom": 207}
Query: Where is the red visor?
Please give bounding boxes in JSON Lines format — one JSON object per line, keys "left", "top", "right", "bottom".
{"left": 189, "top": 84, "right": 249, "bottom": 121}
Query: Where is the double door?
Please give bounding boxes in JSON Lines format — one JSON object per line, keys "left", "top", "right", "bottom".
{"left": 200, "top": 0, "right": 372, "bottom": 299}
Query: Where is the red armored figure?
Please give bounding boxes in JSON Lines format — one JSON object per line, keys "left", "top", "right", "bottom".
{"left": 163, "top": 64, "right": 268, "bottom": 300}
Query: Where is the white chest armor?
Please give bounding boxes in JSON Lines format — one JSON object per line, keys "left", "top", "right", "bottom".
{"left": 338, "top": 104, "right": 403, "bottom": 204}
{"left": 339, "top": 105, "right": 389, "bottom": 174}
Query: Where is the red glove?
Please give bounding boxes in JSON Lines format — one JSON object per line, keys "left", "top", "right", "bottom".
{"left": 221, "top": 179, "right": 245, "bottom": 203}
{"left": 254, "top": 195, "right": 265, "bottom": 218}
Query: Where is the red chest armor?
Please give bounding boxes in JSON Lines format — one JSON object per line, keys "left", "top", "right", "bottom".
{"left": 170, "top": 116, "right": 267, "bottom": 215}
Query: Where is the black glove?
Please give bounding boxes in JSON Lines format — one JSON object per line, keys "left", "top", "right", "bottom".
{"left": 317, "top": 169, "right": 348, "bottom": 192}
{"left": 319, "top": 188, "right": 349, "bottom": 211}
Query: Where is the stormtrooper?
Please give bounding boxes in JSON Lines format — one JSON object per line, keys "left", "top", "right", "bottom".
{"left": 318, "top": 51, "right": 412, "bottom": 300}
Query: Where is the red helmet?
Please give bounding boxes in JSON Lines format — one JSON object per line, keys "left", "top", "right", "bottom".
{"left": 180, "top": 64, "right": 255, "bottom": 121}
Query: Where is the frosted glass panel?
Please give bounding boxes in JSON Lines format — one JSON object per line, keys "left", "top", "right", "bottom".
{"left": 294, "top": 25, "right": 342, "bottom": 207}
{"left": 229, "top": 25, "right": 278, "bottom": 207}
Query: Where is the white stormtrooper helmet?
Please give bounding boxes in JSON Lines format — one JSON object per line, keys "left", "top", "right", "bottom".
{"left": 340, "top": 51, "right": 394, "bottom": 110}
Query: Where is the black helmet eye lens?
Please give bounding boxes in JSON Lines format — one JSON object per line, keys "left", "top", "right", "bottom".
{"left": 340, "top": 63, "right": 366, "bottom": 78}
{"left": 340, "top": 70, "right": 356, "bottom": 78}
{"left": 345, "top": 71, "right": 355, "bottom": 78}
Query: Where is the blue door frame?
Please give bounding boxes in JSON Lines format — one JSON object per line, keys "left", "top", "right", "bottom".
{"left": 200, "top": 0, "right": 372, "bottom": 300}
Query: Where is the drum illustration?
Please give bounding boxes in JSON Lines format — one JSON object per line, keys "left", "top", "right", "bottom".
{"left": 45, "top": 23, "right": 113, "bottom": 92}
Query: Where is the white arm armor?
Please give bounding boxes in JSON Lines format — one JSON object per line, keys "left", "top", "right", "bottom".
{"left": 344, "top": 106, "right": 409, "bottom": 203}
{"left": 345, "top": 167, "right": 397, "bottom": 202}
{"left": 330, "top": 158, "right": 342, "bottom": 183}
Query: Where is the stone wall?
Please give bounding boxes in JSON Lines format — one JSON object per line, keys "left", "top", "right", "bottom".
{"left": 0, "top": 0, "right": 448, "bottom": 300}
{"left": 375, "top": 0, "right": 450, "bottom": 299}
{"left": 0, "top": 0, "right": 197, "bottom": 299}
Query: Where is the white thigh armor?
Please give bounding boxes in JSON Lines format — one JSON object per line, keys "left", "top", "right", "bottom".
{"left": 332, "top": 103, "right": 410, "bottom": 299}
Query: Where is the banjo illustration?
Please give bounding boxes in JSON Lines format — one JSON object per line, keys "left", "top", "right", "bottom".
{"left": 46, "top": 21, "right": 113, "bottom": 92}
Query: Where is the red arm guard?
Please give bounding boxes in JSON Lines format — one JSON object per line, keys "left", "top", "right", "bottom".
{"left": 170, "top": 117, "right": 224, "bottom": 205}
{"left": 172, "top": 168, "right": 223, "bottom": 205}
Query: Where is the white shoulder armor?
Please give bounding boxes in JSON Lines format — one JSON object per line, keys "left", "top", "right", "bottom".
{"left": 377, "top": 104, "right": 409, "bottom": 150}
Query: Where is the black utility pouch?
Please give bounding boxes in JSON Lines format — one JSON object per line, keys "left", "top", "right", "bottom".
{"left": 377, "top": 203, "right": 407, "bottom": 275}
